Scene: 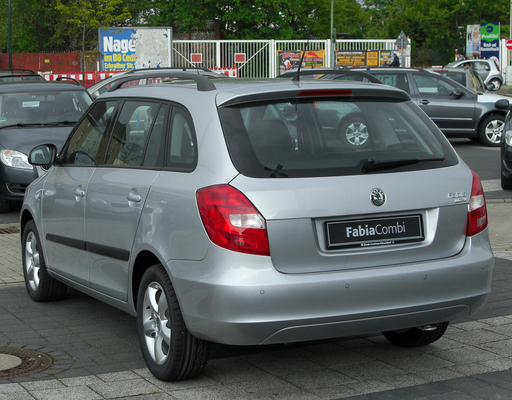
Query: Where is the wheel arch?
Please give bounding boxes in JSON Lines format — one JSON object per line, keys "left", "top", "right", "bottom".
{"left": 478, "top": 110, "right": 506, "bottom": 129}
{"left": 131, "top": 250, "right": 164, "bottom": 312}
{"left": 20, "top": 209, "right": 35, "bottom": 236}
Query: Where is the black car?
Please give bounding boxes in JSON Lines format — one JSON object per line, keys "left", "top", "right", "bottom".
{"left": 291, "top": 67, "right": 507, "bottom": 147}
{"left": 495, "top": 99, "right": 512, "bottom": 189}
{"left": 0, "top": 80, "right": 92, "bottom": 212}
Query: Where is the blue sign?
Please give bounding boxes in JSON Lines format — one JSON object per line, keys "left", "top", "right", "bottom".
{"left": 480, "top": 23, "right": 500, "bottom": 60}
{"left": 99, "top": 28, "right": 137, "bottom": 71}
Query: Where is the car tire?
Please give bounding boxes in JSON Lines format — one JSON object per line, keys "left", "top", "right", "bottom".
{"left": 0, "top": 199, "right": 10, "bottom": 213}
{"left": 489, "top": 78, "right": 501, "bottom": 91}
{"left": 501, "top": 174, "right": 512, "bottom": 190}
{"left": 137, "top": 264, "right": 210, "bottom": 381}
{"left": 22, "top": 220, "right": 68, "bottom": 302}
{"left": 338, "top": 113, "right": 370, "bottom": 147}
{"left": 382, "top": 321, "right": 449, "bottom": 347}
{"left": 478, "top": 114, "right": 504, "bottom": 147}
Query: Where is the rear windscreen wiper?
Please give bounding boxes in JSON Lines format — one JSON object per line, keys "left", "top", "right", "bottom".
{"left": 362, "top": 157, "right": 445, "bottom": 173}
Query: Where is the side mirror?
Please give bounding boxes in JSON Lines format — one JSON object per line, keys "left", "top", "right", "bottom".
{"left": 28, "top": 144, "right": 57, "bottom": 166}
{"left": 495, "top": 99, "right": 512, "bottom": 110}
{"left": 486, "top": 82, "right": 496, "bottom": 91}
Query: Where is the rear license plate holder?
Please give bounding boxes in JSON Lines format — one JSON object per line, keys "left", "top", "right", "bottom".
{"left": 326, "top": 214, "right": 424, "bottom": 249}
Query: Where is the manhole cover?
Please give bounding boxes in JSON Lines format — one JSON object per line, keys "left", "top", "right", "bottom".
{"left": 0, "top": 227, "right": 19, "bottom": 234}
{"left": 0, "top": 347, "right": 53, "bottom": 379}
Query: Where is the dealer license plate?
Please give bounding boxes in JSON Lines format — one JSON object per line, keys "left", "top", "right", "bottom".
{"left": 326, "top": 214, "right": 424, "bottom": 249}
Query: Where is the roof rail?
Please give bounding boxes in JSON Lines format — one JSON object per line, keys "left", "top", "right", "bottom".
{"left": 0, "top": 68, "right": 38, "bottom": 74}
{"left": 123, "top": 67, "right": 215, "bottom": 75}
{"left": 108, "top": 71, "right": 216, "bottom": 92}
{"left": 56, "top": 76, "right": 81, "bottom": 85}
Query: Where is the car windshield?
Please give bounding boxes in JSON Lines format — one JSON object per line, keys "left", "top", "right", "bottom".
{"left": 0, "top": 90, "right": 92, "bottom": 127}
{"left": 219, "top": 97, "right": 458, "bottom": 178}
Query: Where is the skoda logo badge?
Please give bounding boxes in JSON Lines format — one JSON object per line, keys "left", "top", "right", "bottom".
{"left": 370, "top": 188, "right": 386, "bottom": 206}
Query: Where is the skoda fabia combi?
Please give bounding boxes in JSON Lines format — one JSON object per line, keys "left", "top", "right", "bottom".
{"left": 20, "top": 71, "right": 494, "bottom": 381}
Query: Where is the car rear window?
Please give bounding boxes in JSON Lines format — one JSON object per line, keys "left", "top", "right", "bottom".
{"left": 219, "top": 97, "right": 458, "bottom": 178}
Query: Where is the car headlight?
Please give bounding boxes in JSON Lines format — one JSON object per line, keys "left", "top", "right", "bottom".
{"left": 505, "top": 130, "right": 512, "bottom": 147}
{"left": 0, "top": 150, "right": 32, "bottom": 170}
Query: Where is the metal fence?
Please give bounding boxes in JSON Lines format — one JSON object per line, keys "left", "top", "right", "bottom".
{"left": 173, "top": 39, "right": 402, "bottom": 78}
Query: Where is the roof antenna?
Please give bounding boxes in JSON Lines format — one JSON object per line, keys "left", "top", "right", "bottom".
{"left": 293, "top": 7, "right": 320, "bottom": 83}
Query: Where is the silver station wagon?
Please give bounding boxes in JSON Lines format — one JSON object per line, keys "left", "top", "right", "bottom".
{"left": 20, "top": 71, "right": 494, "bottom": 381}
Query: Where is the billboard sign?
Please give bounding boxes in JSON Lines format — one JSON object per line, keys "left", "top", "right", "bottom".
{"left": 99, "top": 27, "right": 172, "bottom": 71}
{"left": 277, "top": 50, "right": 325, "bottom": 75}
{"left": 466, "top": 25, "right": 480, "bottom": 56}
{"left": 480, "top": 23, "right": 499, "bottom": 60}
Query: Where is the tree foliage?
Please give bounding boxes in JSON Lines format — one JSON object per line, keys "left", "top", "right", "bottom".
{"left": 0, "top": 0, "right": 510, "bottom": 67}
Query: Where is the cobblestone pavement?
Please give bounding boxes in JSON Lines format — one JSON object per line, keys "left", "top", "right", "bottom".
{"left": 0, "top": 197, "right": 511, "bottom": 399}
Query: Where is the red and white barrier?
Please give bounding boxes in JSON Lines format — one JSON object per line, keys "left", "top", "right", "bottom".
{"left": 42, "top": 71, "right": 122, "bottom": 88}
{"left": 212, "top": 68, "right": 238, "bottom": 77}
{"left": 42, "top": 67, "right": 239, "bottom": 88}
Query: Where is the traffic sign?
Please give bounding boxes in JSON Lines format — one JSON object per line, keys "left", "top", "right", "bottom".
{"left": 506, "top": 39, "right": 512, "bottom": 50}
{"left": 395, "top": 31, "right": 410, "bottom": 49}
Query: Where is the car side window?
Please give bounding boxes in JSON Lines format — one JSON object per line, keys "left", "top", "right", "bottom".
{"left": 166, "top": 107, "right": 197, "bottom": 171}
{"left": 64, "top": 100, "right": 117, "bottom": 165}
{"left": 372, "top": 73, "right": 410, "bottom": 93}
{"left": 105, "top": 101, "right": 161, "bottom": 166}
{"left": 475, "top": 62, "right": 490, "bottom": 71}
{"left": 413, "top": 75, "right": 455, "bottom": 96}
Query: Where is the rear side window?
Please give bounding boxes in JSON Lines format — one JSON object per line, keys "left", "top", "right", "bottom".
{"left": 165, "top": 107, "right": 197, "bottom": 171}
{"left": 371, "top": 73, "right": 410, "bottom": 93}
{"left": 219, "top": 97, "right": 458, "bottom": 178}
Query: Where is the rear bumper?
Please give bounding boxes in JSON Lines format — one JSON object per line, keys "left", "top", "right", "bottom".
{"left": 169, "top": 231, "right": 494, "bottom": 346}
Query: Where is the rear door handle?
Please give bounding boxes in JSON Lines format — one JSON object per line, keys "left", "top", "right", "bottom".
{"left": 420, "top": 99, "right": 430, "bottom": 105}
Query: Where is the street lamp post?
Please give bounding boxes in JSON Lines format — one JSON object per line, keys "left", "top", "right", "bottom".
{"left": 8, "top": 0, "right": 12, "bottom": 69}
{"left": 331, "top": 0, "right": 335, "bottom": 67}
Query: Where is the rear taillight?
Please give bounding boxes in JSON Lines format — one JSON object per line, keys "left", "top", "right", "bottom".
{"left": 466, "top": 171, "right": 488, "bottom": 236}
{"left": 197, "top": 185, "right": 270, "bottom": 256}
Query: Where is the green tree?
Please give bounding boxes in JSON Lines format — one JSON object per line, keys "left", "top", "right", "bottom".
{"left": 361, "top": 0, "right": 509, "bottom": 66}
{"left": 147, "top": 0, "right": 366, "bottom": 40}
{"left": 55, "top": 0, "right": 131, "bottom": 73}
{"left": 0, "top": 0, "right": 65, "bottom": 53}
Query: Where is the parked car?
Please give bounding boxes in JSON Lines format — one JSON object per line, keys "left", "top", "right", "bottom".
{"left": 354, "top": 67, "right": 507, "bottom": 147}
{"left": 21, "top": 71, "right": 494, "bottom": 382}
{"left": 0, "top": 80, "right": 92, "bottom": 212}
{"left": 87, "top": 67, "right": 229, "bottom": 99}
{"left": 494, "top": 98, "right": 512, "bottom": 189}
{"left": 0, "top": 69, "right": 46, "bottom": 83}
{"left": 426, "top": 67, "right": 494, "bottom": 93}
{"left": 445, "top": 59, "right": 503, "bottom": 91}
